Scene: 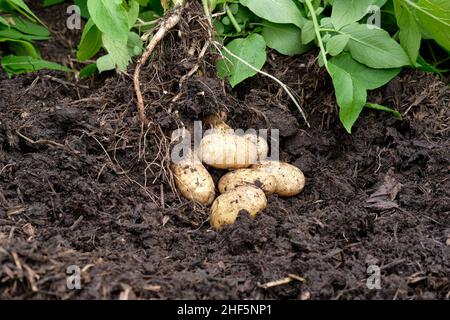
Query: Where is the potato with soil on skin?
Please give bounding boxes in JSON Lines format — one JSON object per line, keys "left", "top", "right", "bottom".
{"left": 171, "top": 150, "right": 215, "bottom": 205}
{"left": 199, "top": 112, "right": 259, "bottom": 169}
{"left": 210, "top": 185, "right": 267, "bottom": 230}
{"left": 251, "top": 160, "right": 305, "bottom": 197}
{"left": 199, "top": 133, "right": 259, "bottom": 169}
{"left": 205, "top": 112, "right": 269, "bottom": 161}
{"left": 243, "top": 133, "right": 269, "bottom": 161}
{"left": 218, "top": 168, "right": 277, "bottom": 195}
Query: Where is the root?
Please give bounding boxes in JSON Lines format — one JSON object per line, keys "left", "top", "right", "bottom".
{"left": 133, "top": 6, "right": 184, "bottom": 127}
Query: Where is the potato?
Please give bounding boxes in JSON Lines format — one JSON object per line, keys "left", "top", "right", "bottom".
{"left": 171, "top": 151, "right": 215, "bottom": 205}
{"left": 210, "top": 185, "right": 267, "bottom": 230}
{"left": 198, "top": 133, "right": 259, "bottom": 169}
{"left": 244, "top": 133, "right": 269, "bottom": 160}
{"left": 251, "top": 160, "right": 305, "bottom": 197}
{"left": 218, "top": 168, "right": 277, "bottom": 195}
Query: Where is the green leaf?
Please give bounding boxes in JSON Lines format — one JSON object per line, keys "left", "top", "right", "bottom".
{"left": 373, "top": 0, "right": 388, "bottom": 7}
{"left": 5, "top": 0, "right": 44, "bottom": 25}
{"left": 0, "top": 15, "right": 9, "bottom": 27}
{"left": 0, "top": 28, "right": 48, "bottom": 41}
{"left": 96, "top": 54, "right": 114, "bottom": 72}
{"left": 77, "top": 18, "right": 102, "bottom": 61}
{"left": 0, "top": 37, "right": 39, "bottom": 57}
{"left": 239, "top": 0, "right": 305, "bottom": 28}
{"left": 393, "top": 0, "right": 421, "bottom": 63}
{"left": 326, "top": 34, "right": 349, "bottom": 56}
{"left": 365, "top": 103, "right": 402, "bottom": 119}
{"left": 217, "top": 33, "right": 266, "bottom": 87}
{"left": 1, "top": 54, "right": 71, "bottom": 75}
{"left": 101, "top": 33, "right": 131, "bottom": 72}
{"left": 79, "top": 63, "right": 97, "bottom": 78}
{"left": 127, "top": 0, "right": 140, "bottom": 29}
{"left": 135, "top": 0, "right": 150, "bottom": 5}
{"left": 328, "top": 61, "right": 367, "bottom": 133}
{"left": 127, "top": 31, "right": 143, "bottom": 56}
{"left": 331, "top": 0, "right": 377, "bottom": 30}
{"left": 301, "top": 20, "right": 315, "bottom": 44}
{"left": 410, "top": 0, "right": 450, "bottom": 51}
{"left": 261, "top": 21, "right": 310, "bottom": 56}
{"left": 10, "top": 17, "right": 50, "bottom": 38}
{"left": 341, "top": 23, "right": 410, "bottom": 68}
{"left": 329, "top": 53, "right": 400, "bottom": 90}
{"left": 43, "top": 0, "right": 65, "bottom": 7}
{"left": 87, "top": 0, "right": 128, "bottom": 42}
{"left": 75, "top": 0, "right": 89, "bottom": 19}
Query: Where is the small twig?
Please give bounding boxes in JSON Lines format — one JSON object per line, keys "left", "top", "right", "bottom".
{"left": 0, "top": 164, "right": 14, "bottom": 176}
{"left": 212, "top": 41, "right": 310, "bottom": 127}
{"left": 16, "top": 129, "right": 65, "bottom": 148}
{"left": 259, "top": 274, "right": 305, "bottom": 289}
{"left": 69, "top": 216, "right": 84, "bottom": 231}
{"left": 43, "top": 75, "right": 89, "bottom": 89}
{"left": 259, "top": 277, "right": 291, "bottom": 289}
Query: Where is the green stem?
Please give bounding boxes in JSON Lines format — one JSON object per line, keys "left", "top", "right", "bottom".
{"left": 134, "top": 20, "right": 159, "bottom": 28}
{"left": 225, "top": 4, "right": 241, "bottom": 33}
{"left": 434, "top": 56, "right": 450, "bottom": 66}
{"left": 201, "top": 0, "right": 210, "bottom": 16}
{"left": 304, "top": 0, "right": 328, "bottom": 71}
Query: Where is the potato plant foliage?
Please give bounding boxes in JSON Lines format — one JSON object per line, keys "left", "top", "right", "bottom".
{"left": 1, "top": 0, "right": 448, "bottom": 132}
{"left": 211, "top": 0, "right": 449, "bottom": 132}
{"left": 0, "top": 0, "right": 70, "bottom": 75}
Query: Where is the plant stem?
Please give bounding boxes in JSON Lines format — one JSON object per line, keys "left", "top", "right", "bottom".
{"left": 304, "top": 0, "right": 329, "bottom": 71}
{"left": 134, "top": 20, "right": 159, "bottom": 28}
{"left": 201, "top": 0, "right": 210, "bottom": 17}
{"left": 225, "top": 4, "right": 241, "bottom": 33}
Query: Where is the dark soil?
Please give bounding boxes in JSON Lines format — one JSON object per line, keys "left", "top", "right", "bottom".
{"left": 0, "top": 2, "right": 449, "bottom": 300}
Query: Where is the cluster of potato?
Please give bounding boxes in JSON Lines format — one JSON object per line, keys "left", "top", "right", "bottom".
{"left": 171, "top": 113, "right": 305, "bottom": 230}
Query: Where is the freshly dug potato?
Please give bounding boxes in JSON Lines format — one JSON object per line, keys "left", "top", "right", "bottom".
{"left": 251, "top": 160, "right": 305, "bottom": 197}
{"left": 244, "top": 133, "right": 269, "bottom": 160}
{"left": 199, "top": 133, "right": 259, "bottom": 169}
{"left": 218, "top": 168, "right": 277, "bottom": 195}
{"left": 171, "top": 151, "right": 215, "bottom": 205}
{"left": 210, "top": 185, "right": 267, "bottom": 230}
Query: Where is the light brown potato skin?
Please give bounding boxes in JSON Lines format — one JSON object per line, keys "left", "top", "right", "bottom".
{"left": 199, "top": 133, "right": 259, "bottom": 169}
{"left": 210, "top": 185, "right": 267, "bottom": 230}
{"left": 244, "top": 134, "right": 269, "bottom": 161}
{"left": 171, "top": 153, "right": 215, "bottom": 205}
{"left": 251, "top": 161, "right": 305, "bottom": 197}
{"left": 218, "top": 169, "right": 277, "bottom": 195}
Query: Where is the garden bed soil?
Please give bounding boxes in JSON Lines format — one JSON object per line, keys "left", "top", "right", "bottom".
{"left": 0, "top": 1, "right": 449, "bottom": 299}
